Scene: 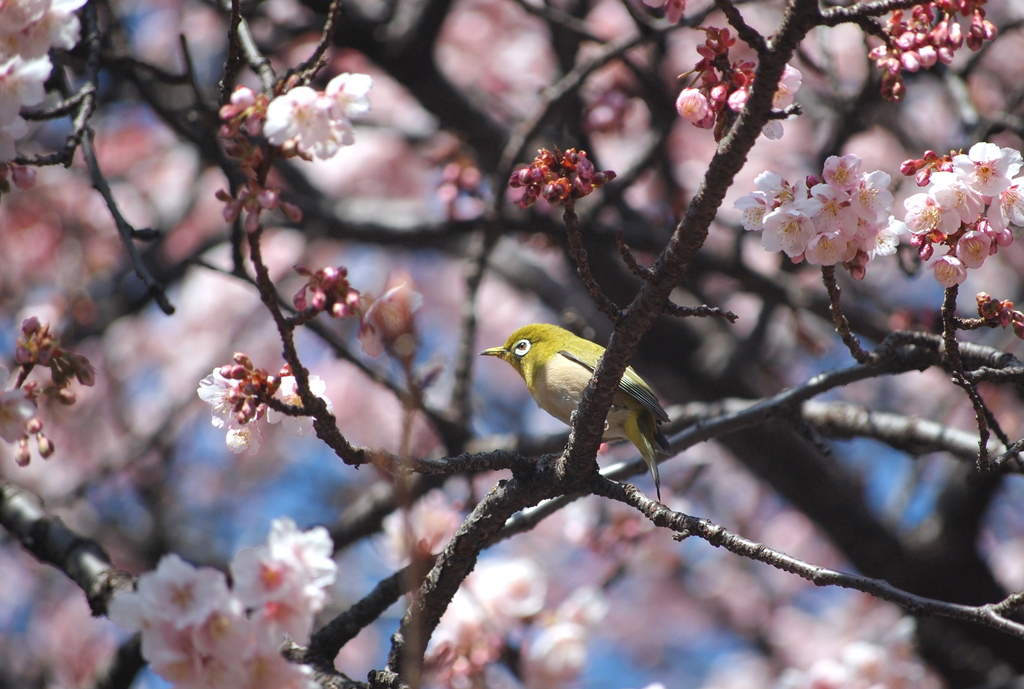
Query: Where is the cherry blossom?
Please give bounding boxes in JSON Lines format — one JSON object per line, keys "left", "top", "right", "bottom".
{"left": 735, "top": 154, "right": 901, "bottom": 276}
{"left": 358, "top": 281, "right": 423, "bottom": 359}
{"left": 931, "top": 254, "right": 968, "bottom": 287}
{"left": 952, "top": 142, "right": 1022, "bottom": 197}
{"left": 676, "top": 88, "right": 710, "bottom": 124}
{"left": 108, "top": 518, "right": 332, "bottom": 689}
{"left": 263, "top": 73, "right": 373, "bottom": 160}
{"left": 903, "top": 191, "right": 961, "bottom": 237}
{"left": 266, "top": 375, "right": 333, "bottom": 437}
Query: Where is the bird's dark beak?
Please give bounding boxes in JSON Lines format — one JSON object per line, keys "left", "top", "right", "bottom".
{"left": 480, "top": 346, "right": 506, "bottom": 358}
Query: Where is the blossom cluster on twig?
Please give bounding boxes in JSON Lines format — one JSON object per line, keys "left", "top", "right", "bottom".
{"left": 215, "top": 73, "right": 372, "bottom": 232}
{"left": 734, "top": 154, "right": 902, "bottom": 279}
{"left": 196, "top": 357, "right": 331, "bottom": 455}
{"left": 1, "top": 317, "right": 95, "bottom": 466}
{"left": 509, "top": 148, "right": 616, "bottom": 208}
{"left": 900, "top": 142, "right": 1021, "bottom": 288}
{"left": 869, "top": 0, "right": 996, "bottom": 101}
{"left": 0, "top": 0, "right": 86, "bottom": 170}
{"left": 674, "top": 27, "right": 802, "bottom": 141}
{"left": 109, "top": 518, "right": 336, "bottom": 689}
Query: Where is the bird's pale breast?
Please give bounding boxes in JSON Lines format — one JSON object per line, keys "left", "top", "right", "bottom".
{"left": 532, "top": 354, "right": 632, "bottom": 441}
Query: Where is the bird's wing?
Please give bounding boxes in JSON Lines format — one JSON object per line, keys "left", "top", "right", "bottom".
{"left": 556, "top": 350, "right": 669, "bottom": 422}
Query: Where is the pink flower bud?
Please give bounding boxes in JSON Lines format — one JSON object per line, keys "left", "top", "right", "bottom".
{"left": 37, "top": 434, "right": 54, "bottom": 458}
{"left": 231, "top": 86, "right": 256, "bottom": 109}
{"left": 257, "top": 187, "right": 279, "bottom": 209}
{"left": 11, "top": 166, "right": 35, "bottom": 190}
{"left": 918, "top": 243, "right": 933, "bottom": 261}
{"left": 281, "top": 201, "right": 303, "bottom": 222}
{"left": 900, "top": 159, "right": 920, "bottom": 176}
{"left": 15, "top": 441, "right": 31, "bottom": 467}
{"left": 21, "top": 317, "right": 41, "bottom": 335}
{"left": 896, "top": 31, "right": 917, "bottom": 50}
{"left": 948, "top": 21, "right": 963, "bottom": 48}
{"left": 244, "top": 209, "right": 261, "bottom": 233}
{"left": 917, "top": 45, "right": 937, "bottom": 68}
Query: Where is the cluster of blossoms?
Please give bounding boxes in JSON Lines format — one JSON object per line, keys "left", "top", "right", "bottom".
{"left": 976, "top": 293, "right": 1024, "bottom": 340}
{"left": 357, "top": 281, "right": 422, "bottom": 361}
{"left": 0, "top": 0, "right": 85, "bottom": 164}
{"left": 509, "top": 148, "right": 616, "bottom": 209}
{"left": 423, "top": 556, "right": 608, "bottom": 688}
{"left": 215, "top": 73, "right": 372, "bottom": 232}
{"left": 735, "top": 154, "right": 902, "bottom": 278}
{"left": 197, "top": 275, "right": 422, "bottom": 454}
{"left": 776, "top": 618, "right": 938, "bottom": 689}
{"left": 109, "top": 518, "right": 335, "bottom": 689}
{"left": 675, "top": 28, "right": 802, "bottom": 141}
{"left": 899, "top": 142, "right": 1021, "bottom": 288}
{"left": 1, "top": 317, "right": 95, "bottom": 465}
{"left": 293, "top": 265, "right": 361, "bottom": 318}
{"left": 870, "top": 0, "right": 996, "bottom": 101}
{"left": 197, "top": 356, "right": 332, "bottom": 455}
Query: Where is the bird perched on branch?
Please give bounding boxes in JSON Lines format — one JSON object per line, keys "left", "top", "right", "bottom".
{"left": 481, "top": 323, "right": 671, "bottom": 500}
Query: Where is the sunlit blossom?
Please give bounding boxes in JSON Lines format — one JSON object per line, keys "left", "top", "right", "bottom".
{"left": 952, "top": 142, "right": 1022, "bottom": 197}
{"left": 955, "top": 230, "right": 991, "bottom": 269}
{"left": 358, "top": 281, "right": 423, "bottom": 359}
{"left": 264, "top": 73, "right": 372, "bottom": 159}
{"left": 931, "top": 254, "right": 968, "bottom": 287}
{"left": 761, "top": 208, "right": 815, "bottom": 256}
{"left": 266, "top": 375, "right": 333, "bottom": 437}
{"left": 903, "top": 192, "right": 961, "bottom": 236}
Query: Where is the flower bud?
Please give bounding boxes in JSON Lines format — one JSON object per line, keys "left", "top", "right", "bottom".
{"left": 38, "top": 434, "right": 54, "bottom": 459}
{"left": 15, "top": 441, "right": 31, "bottom": 467}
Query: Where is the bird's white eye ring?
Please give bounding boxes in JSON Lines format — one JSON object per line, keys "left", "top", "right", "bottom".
{"left": 513, "top": 339, "right": 531, "bottom": 356}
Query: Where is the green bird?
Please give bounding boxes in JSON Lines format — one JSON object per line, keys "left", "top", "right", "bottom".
{"left": 481, "top": 323, "right": 671, "bottom": 500}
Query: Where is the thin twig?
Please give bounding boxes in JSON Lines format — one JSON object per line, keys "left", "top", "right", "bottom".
{"left": 81, "top": 131, "right": 174, "bottom": 314}
{"left": 821, "top": 265, "right": 877, "bottom": 364}
{"left": 941, "top": 285, "right": 992, "bottom": 472}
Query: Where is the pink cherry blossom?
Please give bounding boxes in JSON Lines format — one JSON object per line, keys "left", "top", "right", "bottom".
{"left": 952, "top": 142, "right": 1022, "bottom": 197}
{"left": 676, "top": 88, "right": 710, "bottom": 123}
{"left": 266, "top": 375, "right": 333, "bottom": 437}
{"left": 523, "top": 622, "right": 588, "bottom": 687}
{"left": 263, "top": 73, "right": 372, "bottom": 159}
{"left": 773, "top": 65, "right": 802, "bottom": 110}
{"left": 325, "top": 72, "right": 373, "bottom": 121}
{"left": 822, "top": 155, "right": 862, "bottom": 193}
{"left": 903, "top": 192, "right": 961, "bottom": 236}
{"left": 0, "top": 56, "right": 51, "bottom": 121}
{"left": 762, "top": 208, "right": 815, "bottom": 256}
{"left": 804, "top": 230, "right": 851, "bottom": 266}
{"left": 809, "top": 183, "right": 853, "bottom": 233}
{"left": 470, "top": 558, "right": 547, "bottom": 621}
{"left": 955, "top": 230, "right": 991, "bottom": 269}
{"left": 990, "top": 178, "right": 1024, "bottom": 230}
{"left": 930, "top": 254, "right": 968, "bottom": 287}
{"left": 850, "top": 170, "right": 894, "bottom": 223}
{"left": 358, "top": 281, "right": 423, "bottom": 359}
{"left": 929, "top": 171, "right": 984, "bottom": 224}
